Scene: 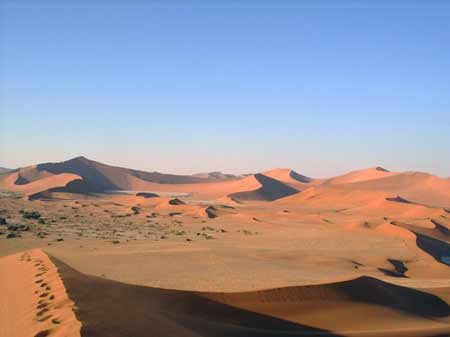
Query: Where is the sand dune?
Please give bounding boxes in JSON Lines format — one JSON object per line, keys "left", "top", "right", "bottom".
{"left": 0, "top": 250, "right": 80, "bottom": 337}
{"left": 340, "top": 172, "right": 450, "bottom": 208}
{"left": 49, "top": 254, "right": 345, "bottom": 337}
{"left": 278, "top": 171, "right": 450, "bottom": 211}
{"left": 3, "top": 157, "right": 449, "bottom": 208}
{"left": 228, "top": 174, "right": 299, "bottom": 202}
{"left": 0, "top": 171, "right": 80, "bottom": 196}
{"left": 263, "top": 168, "right": 314, "bottom": 187}
{"left": 2, "top": 156, "right": 229, "bottom": 193}
{"left": 324, "top": 167, "right": 397, "bottom": 185}
{"left": 4, "top": 250, "right": 450, "bottom": 337}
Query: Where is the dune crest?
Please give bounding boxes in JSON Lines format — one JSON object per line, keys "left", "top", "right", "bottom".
{"left": 324, "top": 167, "right": 397, "bottom": 185}
{"left": 0, "top": 250, "right": 81, "bottom": 337}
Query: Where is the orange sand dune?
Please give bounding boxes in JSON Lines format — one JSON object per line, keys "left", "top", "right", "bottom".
{"left": 0, "top": 171, "right": 80, "bottom": 196}
{"left": 263, "top": 168, "right": 317, "bottom": 188}
{"left": 340, "top": 172, "right": 450, "bottom": 208}
{"left": 0, "top": 250, "right": 80, "bottom": 337}
{"left": 278, "top": 172, "right": 450, "bottom": 212}
{"left": 4, "top": 250, "right": 448, "bottom": 337}
{"left": 324, "top": 167, "right": 398, "bottom": 185}
{"left": 228, "top": 173, "right": 299, "bottom": 202}
{"left": 123, "top": 174, "right": 263, "bottom": 199}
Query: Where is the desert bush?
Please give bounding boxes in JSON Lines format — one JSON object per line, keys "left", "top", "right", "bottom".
{"left": 22, "top": 211, "right": 41, "bottom": 220}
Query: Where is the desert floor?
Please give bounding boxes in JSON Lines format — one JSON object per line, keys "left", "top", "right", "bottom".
{"left": 2, "top": 190, "right": 450, "bottom": 336}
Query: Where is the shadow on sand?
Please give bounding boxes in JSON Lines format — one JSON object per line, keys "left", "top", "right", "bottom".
{"left": 50, "top": 256, "right": 450, "bottom": 337}
{"left": 50, "top": 257, "right": 343, "bottom": 337}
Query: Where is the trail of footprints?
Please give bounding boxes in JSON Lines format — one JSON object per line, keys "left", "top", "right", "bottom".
{"left": 19, "top": 252, "right": 62, "bottom": 337}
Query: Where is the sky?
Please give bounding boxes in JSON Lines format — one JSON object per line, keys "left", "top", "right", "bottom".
{"left": 1, "top": 1, "right": 449, "bottom": 178}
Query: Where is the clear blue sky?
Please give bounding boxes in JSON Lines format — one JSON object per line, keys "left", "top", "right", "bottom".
{"left": 1, "top": 1, "right": 449, "bottom": 177}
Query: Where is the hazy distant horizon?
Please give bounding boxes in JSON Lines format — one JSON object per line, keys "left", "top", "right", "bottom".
{"left": 1, "top": 1, "right": 449, "bottom": 177}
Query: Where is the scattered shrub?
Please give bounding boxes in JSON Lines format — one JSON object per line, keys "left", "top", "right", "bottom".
{"left": 131, "top": 206, "right": 141, "bottom": 215}
{"left": 22, "top": 211, "right": 41, "bottom": 220}
{"left": 169, "top": 198, "right": 185, "bottom": 205}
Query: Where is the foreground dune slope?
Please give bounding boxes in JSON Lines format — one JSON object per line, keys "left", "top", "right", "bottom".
{"left": 15, "top": 251, "right": 448, "bottom": 337}
{"left": 3, "top": 249, "right": 450, "bottom": 337}
{"left": 0, "top": 250, "right": 81, "bottom": 337}
{"left": 50, "top": 255, "right": 341, "bottom": 337}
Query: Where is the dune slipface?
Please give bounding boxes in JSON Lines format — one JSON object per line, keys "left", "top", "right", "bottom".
{"left": 50, "top": 255, "right": 341, "bottom": 337}
{"left": 45, "top": 254, "right": 450, "bottom": 337}
{"left": 228, "top": 173, "right": 299, "bottom": 202}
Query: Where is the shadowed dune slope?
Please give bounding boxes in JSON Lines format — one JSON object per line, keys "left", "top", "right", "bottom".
{"left": 0, "top": 171, "right": 81, "bottom": 196}
{"left": 228, "top": 174, "right": 299, "bottom": 202}
{"left": 51, "top": 256, "right": 342, "bottom": 337}
{"left": 51, "top": 255, "right": 450, "bottom": 337}
{"left": 204, "top": 276, "right": 450, "bottom": 318}
{"left": 6, "top": 156, "right": 230, "bottom": 193}
{"left": 263, "top": 169, "right": 313, "bottom": 185}
{"left": 28, "top": 179, "right": 95, "bottom": 200}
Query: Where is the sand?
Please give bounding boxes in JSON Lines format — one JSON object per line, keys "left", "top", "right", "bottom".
{"left": 2, "top": 157, "right": 450, "bottom": 336}
{"left": 0, "top": 249, "right": 80, "bottom": 337}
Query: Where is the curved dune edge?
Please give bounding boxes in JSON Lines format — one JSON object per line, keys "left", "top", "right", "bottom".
{"left": 49, "top": 253, "right": 450, "bottom": 337}
{"left": 0, "top": 249, "right": 81, "bottom": 337}
{"left": 4, "top": 249, "right": 450, "bottom": 337}
{"left": 0, "top": 171, "right": 81, "bottom": 197}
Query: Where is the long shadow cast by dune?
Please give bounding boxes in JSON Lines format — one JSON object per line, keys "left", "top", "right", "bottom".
{"left": 392, "top": 221, "right": 450, "bottom": 266}
{"left": 203, "top": 276, "right": 450, "bottom": 319}
{"left": 229, "top": 174, "right": 299, "bottom": 202}
{"left": 50, "top": 256, "right": 343, "bottom": 337}
{"left": 28, "top": 179, "right": 97, "bottom": 200}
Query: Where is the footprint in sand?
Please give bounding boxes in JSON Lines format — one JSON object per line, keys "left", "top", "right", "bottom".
{"left": 36, "top": 302, "right": 48, "bottom": 310}
{"left": 34, "top": 330, "right": 50, "bottom": 337}
{"left": 37, "top": 315, "right": 52, "bottom": 322}
{"left": 36, "top": 308, "right": 49, "bottom": 317}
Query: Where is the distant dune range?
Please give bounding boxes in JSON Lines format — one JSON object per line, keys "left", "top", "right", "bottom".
{"left": 1, "top": 156, "right": 449, "bottom": 207}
